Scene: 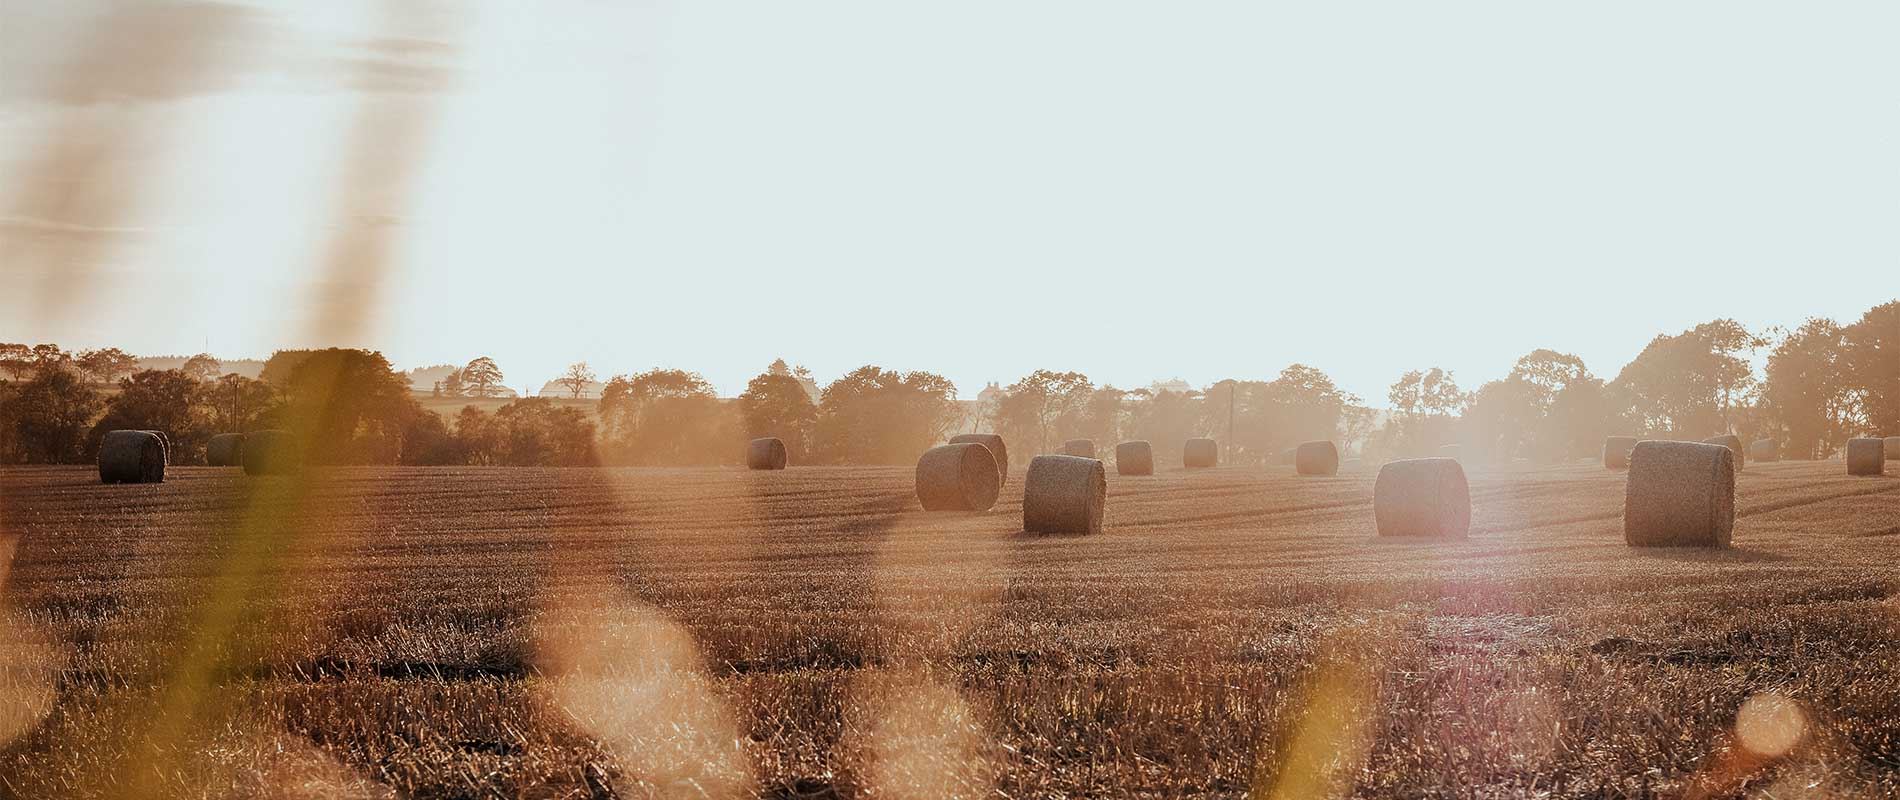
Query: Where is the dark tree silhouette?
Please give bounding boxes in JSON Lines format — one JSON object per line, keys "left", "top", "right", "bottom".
{"left": 89, "top": 369, "right": 202, "bottom": 460}
{"left": 202, "top": 373, "right": 278, "bottom": 433}
{"left": 2, "top": 368, "right": 102, "bottom": 463}
{"left": 279, "top": 348, "right": 428, "bottom": 464}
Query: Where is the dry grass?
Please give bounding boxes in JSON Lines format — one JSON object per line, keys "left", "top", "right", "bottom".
{"left": 2, "top": 461, "right": 1899, "bottom": 797}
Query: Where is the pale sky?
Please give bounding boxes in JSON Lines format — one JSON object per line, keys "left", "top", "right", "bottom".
{"left": 3, "top": 1, "right": 1896, "bottom": 401}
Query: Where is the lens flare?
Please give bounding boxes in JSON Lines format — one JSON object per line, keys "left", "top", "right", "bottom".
{"left": 1735, "top": 692, "right": 1806, "bottom": 759}
{"left": 842, "top": 670, "right": 997, "bottom": 800}
{"left": 4, "top": 2, "right": 253, "bottom": 321}
{"left": 0, "top": 537, "right": 58, "bottom": 747}
{"left": 536, "top": 599, "right": 754, "bottom": 799}
{"left": 1252, "top": 621, "right": 1391, "bottom": 800}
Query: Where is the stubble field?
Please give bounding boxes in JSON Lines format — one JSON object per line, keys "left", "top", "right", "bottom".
{"left": 1, "top": 459, "right": 1898, "bottom": 798}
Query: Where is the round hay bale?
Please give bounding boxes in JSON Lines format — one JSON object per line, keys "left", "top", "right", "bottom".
{"left": 915, "top": 443, "right": 1000, "bottom": 512}
{"left": 1886, "top": 436, "right": 1900, "bottom": 462}
{"left": 139, "top": 430, "right": 171, "bottom": 464}
{"left": 1702, "top": 434, "right": 1745, "bottom": 470}
{"left": 745, "top": 437, "right": 788, "bottom": 470}
{"left": 1747, "top": 438, "right": 1778, "bottom": 463}
{"left": 205, "top": 433, "right": 245, "bottom": 467}
{"left": 1847, "top": 438, "right": 1885, "bottom": 476}
{"left": 1183, "top": 438, "right": 1218, "bottom": 469}
{"left": 1437, "top": 444, "right": 1461, "bottom": 462}
{"left": 1373, "top": 457, "right": 1470, "bottom": 538}
{"left": 242, "top": 429, "right": 302, "bottom": 476}
{"left": 1060, "top": 439, "right": 1096, "bottom": 459}
{"left": 1294, "top": 441, "right": 1339, "bottom": 476}
{"left": 99, "top": 430, "right": 165, "bottom": 484}
{"left": 1023, "top": 455, "right": 1105, "bottom": 534}
{"left": 1115, "top": 440, "right": 1154, "bottom": 476}
{"left": 1602, "top": 436, "right": 1638, "bottom": 470}
{"left": 1624, "top": 440, "right": 1734, "bottom": 547}
{"left": 948, "top": 433, "right": 1008, "bottom": 487}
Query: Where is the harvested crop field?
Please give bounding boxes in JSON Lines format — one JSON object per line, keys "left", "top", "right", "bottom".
{"left": 2, "top": 461, "right": 1899, "bottom": 798}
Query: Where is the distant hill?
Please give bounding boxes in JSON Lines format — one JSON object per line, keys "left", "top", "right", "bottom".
{"left": 136, "top": 355, "right": 265, "bottom": 378}
{"left": 535, "top": 378, "right": 606, "bottom": 399}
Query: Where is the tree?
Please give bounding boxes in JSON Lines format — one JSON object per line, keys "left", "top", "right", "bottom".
{"left": 1764, "top": 317, "right": 1853, "bottom": 459}
{"left": 259, "top": 349, "right": 319, "bottom": 386}
{"left": 29, "top": 344, "right": 68, "bottom": 370}
{"left": 0, "top": 344, "right": 34, "bottom": 379}
{"left": 3, "top": 369, "right": 103, "bottom": 463}
{"left": 1073, "top": 387, "right": 1126, "bottom": 448}
{"left": 1460, "top": 378, "right": 1540, "bottom": 464}
{"left": 440, "top": 367, "right": 466, "bottom": 398}
{"left": 1542, "top": 377, "right": 1615, "bottom": 461}
{"left": 989, "top": 370, "right": 1093, "bottom": 456}
{"left": 1199, "top": 379, "right": 1256, "bottom": 460}
{"left": 738, "top": 371, "right": 818, "bottom": 461}
{"left": 452, "top": 406, "right": 501, "bottom": 465}
{"left": 598, "top": 369, "right": 732, "bottom": 465}
{"left": 811, "top": 366, "right": 962, "bottom": 464}
{"left": 89, "top": 370, "right": 203, "bottom": 460}
{"left": 1338, "top": 401, "right": 1377, "bottom": 457}
{"left": 75, "top": 348, "right": 142, "bottom": 385}
{"left": 462, "top": 356, "right": 504, "bottom": 398}
{"left": 0, "top": 381, "right": 16, "bottom": 463}
{"left": 181, "top": 352, "right": 221, "bottom": 382}
{"left": 1843, "top": 301, "right": 1900, "bottom": 435}
{"left": 556, "top": 361, "right": 597, "bottom": 399}
{"left": 1506, "top": 350, "right": 1605, "bottom": 461}
{"left": 492, "top": 398, "right": 596, "bottom": 466}
{"left": 201, "top": 373, "right": 278, "bottom": 433}
{"left": 1385, "top": 368, "right": 1464, "bottom": 457}
{"left": 1700, "top": 319, "right": 1769, "bottom": 429}
{"left": 278, "top": 348, "right": 429, "bottom": 464}
{"left": 1506, "top": 350, "right": 1591, "bottom": 412}
{"left": 399, "top": 407, "right": 456, "bottom": 466}
{"left": 1256, "top": 364, "right": 1356, "bottom": 449}
{"left": 1124, "top": 387, "right": 1201, "bottom": 466}
{"left": 1609, "top": 320, "right": 1764, "bottom": 436}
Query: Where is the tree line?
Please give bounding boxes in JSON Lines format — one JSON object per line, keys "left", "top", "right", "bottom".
{"left": 1375, "top": 304, "right": 1900, "bottom": 463}
{"left": 2, "top": 300, "right": 1895, "bottom": 468}
{"left": 0, "top": 348, "right": 593, "bottom": 467}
